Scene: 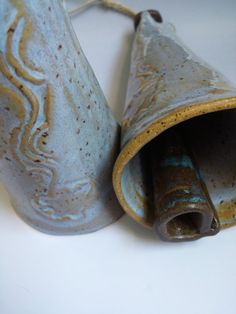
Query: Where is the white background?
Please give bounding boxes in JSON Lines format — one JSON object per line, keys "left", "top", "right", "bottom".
{"left": 1, "top": 1, "right": 236, "bottom": 313}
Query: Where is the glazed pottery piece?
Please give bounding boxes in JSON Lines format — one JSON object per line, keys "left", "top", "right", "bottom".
{"left": 149, "top": 128, "right": 220, "bottom": 241}
{"left": 113, "top": 11, "right": 236, "bottom": 241}
{"left": 0, "top": 0, "right": 123, "bottom": 234}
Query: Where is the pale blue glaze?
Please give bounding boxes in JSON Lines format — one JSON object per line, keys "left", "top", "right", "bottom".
{"left": 0, "top": 0, "right": 123, "bottom": 234}
{"left": 160, "top": 155, "right": 194, "bottom": 169}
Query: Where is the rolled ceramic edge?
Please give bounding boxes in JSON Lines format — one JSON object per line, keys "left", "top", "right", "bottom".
{"left": 113, "top": 97, "right": 236, "bottom": 228}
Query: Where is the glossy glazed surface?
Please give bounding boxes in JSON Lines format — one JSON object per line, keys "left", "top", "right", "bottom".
{"left": 1, "top": 1, "right": 236, "bottom": 313}
{"left": 0, "top": 0, "right": 122, "bottom": 234}
{"left": 113, "top": 12, "right": 236, "bottom": 229}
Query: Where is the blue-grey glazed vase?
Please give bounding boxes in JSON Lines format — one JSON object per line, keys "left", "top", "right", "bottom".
{"left": 113, "top": 12, "right": 236, "bottom": 240}
{"left": 0, "top": 0, "right": 123, "bottom": 234}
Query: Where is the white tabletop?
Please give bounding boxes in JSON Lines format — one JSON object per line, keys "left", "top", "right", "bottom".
{"left": 1, "top": 1, "right": 236, "bottom": 314}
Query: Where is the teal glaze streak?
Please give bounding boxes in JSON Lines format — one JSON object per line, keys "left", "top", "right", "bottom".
{"left": 160, "top": 155, "right": 194, "bottom": 169}
{"left": 165, "top": 195, "right": 206, "bottom": 209}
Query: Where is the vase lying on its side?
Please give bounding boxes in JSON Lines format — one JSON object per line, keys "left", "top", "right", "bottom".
{"left": 113, "top": 12, "right": 236, "bottom": 241}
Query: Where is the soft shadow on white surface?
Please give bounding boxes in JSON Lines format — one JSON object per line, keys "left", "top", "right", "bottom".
{"left": 1, "top": 1, "right": 236, "bottom": 314}
{"left": 1, "top": 182, "right": 236, "bottom": 314}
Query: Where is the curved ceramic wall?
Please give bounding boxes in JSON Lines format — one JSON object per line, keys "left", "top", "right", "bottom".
{"left": 0, "top": 0, "right": 123, "bottom": 234}
{"left": 113, "top": 12, "right": 236, "bottom": 229}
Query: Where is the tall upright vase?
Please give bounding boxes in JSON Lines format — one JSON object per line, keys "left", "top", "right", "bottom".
{"left": 0, "top": 0, "right": 123, "bottom": 234}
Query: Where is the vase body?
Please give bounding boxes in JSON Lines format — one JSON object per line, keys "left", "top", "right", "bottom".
{"left": 0, "top": 0, "right": 122, "bottom": 234}
{"left": 113, "top": 12, "right": 236, "bottom": 235}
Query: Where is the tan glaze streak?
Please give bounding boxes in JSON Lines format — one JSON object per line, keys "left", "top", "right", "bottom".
{"left": 0, "top": 57, "right": 53, "bottom": 168}
{"left": 113, "top": 97, "right": 236, "bottom": 228}
{"left": 5, "top": 2, "right": 69, "bottom": 218}
{"left": 0, "top": 84, "right": 25, "bottom": 120}
{"left": 123, "top": 66, "right": 162, "bottom": 131}
{"left": 125, "top": 177, "right": 149, "bottom": 211}
{"left": 63, "top": 85, "right": 97, "bottom": 125}
{"left": 10, "top": 0, "right": 44, "bottom": 74}
{"left": 63, "top": 86, "right": 81, "bottom": 117}
{"left": 31, "top": 90, "right": 59, "bottom": 201}
{"left": 6, "top": 2, "right": 60, "bottom": 216}
{"left": 0, "top": 84, "right": 26, "bottom": 164}
{"left": 43, "top": 166, "right": 58, "bottom": 199}
{"left": 6, "top": 14, "right": 44, "bottom": 85}
{"left": 33, "top": 175, "right": 97, "bottom": 221}
{"left": 29, "top": 85, "right": 55, "bottom": 158}
{"left": 0, "top": 54, "right": 39, "bottom": 154}
{"left": 217, "top": 200, "right": 236, "bottom": 229}
{"left": 28, "top": 87, "right": 58, "bottom": 200}
{"left": 3, "top": 6, "right": 55, "bottom": 170}
{"left": 32, "top": 167, "right": 58, "bottom": 199}
{"left": 0, "top": 117, "right": 6, "bottom": 159}
{"left": 208, "top": 89, "right": 228, "bottom": 95}
{"left": 0, "top": 55, "right": 54, "bottom": 191}
{"left": 4, "top": 13, "right": 50, "bottom": 164}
